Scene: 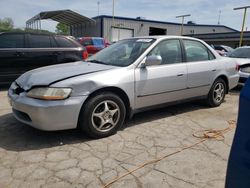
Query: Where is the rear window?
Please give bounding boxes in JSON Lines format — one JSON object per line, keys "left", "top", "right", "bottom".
{"left": 81, "top": 39, "right": 93, "bottom": 46}
{"left": 0, "top": 34, "right": 24, "bottom": 48}
{"left": 92, "top": 38, "right": 104, "bottom": 46}
{"left": 228, "top": 48, "right": 250, "bottom": 58}
{"left": 29, "top": 35, "right": 51, "bottom": 48}
{"left": 55, "top": 36, "right": 76, "bottom": 48}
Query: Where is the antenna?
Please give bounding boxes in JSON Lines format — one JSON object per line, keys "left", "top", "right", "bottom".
{"left": 97, "top": 1, "right": 100, "bottom": 16}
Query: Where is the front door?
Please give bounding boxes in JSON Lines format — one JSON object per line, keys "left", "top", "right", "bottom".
{"left": 135, "top": 39, "right": 188, "bottom": 109}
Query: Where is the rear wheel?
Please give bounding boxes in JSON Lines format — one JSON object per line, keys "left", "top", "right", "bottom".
{"left": 79, "top": 92, "right": 126, "bottom": 138}
{"left": 206, "top": 78, "right": 226, "bottom": 107}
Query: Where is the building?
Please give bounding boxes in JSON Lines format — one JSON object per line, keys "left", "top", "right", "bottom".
{"left": 187, "top": 31, "right": 250, "bottom": 48}
{"left": 71, "top": 15, "right": 238, "bottom": 42}
{"left": 26, "top": 10, "right": 240, "bottom": 45}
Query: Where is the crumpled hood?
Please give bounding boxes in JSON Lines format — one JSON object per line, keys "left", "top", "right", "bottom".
{"left": 16, "top": 61, "right": 115, "bottom": 90}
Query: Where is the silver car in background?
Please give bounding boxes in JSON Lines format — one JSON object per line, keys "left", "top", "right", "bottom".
{"left": 8, "top": 36, "right": 239, "bottom": 138}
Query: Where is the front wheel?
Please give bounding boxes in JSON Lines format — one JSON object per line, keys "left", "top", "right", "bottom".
{"left": 206, "top": 78, "right": 226, "bottom": 107}
{"left": 79, "top": 92, "right": 126, "bottom": 138}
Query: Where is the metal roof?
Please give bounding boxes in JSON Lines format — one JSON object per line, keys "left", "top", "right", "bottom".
{"left": 26, "top": 9, "right": 96, "bottom": 26}
{"left": 93, "top": 15, "right": 238, "bottom": 32}
{"left": 186, "top": 31, "right": 250, "bottom": 41}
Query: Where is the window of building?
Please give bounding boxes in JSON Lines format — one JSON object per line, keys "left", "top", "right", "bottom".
{"left": 149, "top": 27, "right": 167, "bottom": 36}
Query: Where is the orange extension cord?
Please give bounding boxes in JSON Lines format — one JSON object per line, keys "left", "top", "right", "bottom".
{"left": 102, "top": 120, "right": 236, "bottom": 188}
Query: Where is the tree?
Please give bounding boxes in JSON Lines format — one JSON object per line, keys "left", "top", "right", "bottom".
{"left": 55, "top": 23, "right": 70, "bottom": 35}
{"left": 0, "top": 17, "right": 14, "bottom": 31}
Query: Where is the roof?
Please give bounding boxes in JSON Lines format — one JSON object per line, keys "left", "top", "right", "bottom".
{"left": 93, "top": 15, "right": 238, "bottom": 32}
{"left": 26, "top": 10, "right": 96, "bottom": 26}
{"left": 186, "top": 31, "right": 250, "bottom": 40}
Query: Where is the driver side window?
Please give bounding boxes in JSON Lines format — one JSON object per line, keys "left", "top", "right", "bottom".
{"left": 148, "top": 39, "right": 182, "bottom": 65}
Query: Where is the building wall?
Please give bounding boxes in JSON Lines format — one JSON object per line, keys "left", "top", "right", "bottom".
{"left": 102, "top": 17, "right": 235, "bottom": 42}
{"left": 71, "top": 16, "right": 236, "bottom": 42}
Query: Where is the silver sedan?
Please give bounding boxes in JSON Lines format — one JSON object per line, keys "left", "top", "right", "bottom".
{"left": 8, "top": 36, "right": 239, "bottom": 138}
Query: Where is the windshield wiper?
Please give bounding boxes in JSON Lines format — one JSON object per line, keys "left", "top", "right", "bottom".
{"left": 86, "top": 60, "right": 106, "bottom": 64}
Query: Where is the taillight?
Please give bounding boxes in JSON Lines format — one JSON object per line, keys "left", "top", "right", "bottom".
{"left": 82, "top": 50, "right": 88, "bottom": 60}
{"left": 236, "top": 64, "right": 240, "bottom": 71}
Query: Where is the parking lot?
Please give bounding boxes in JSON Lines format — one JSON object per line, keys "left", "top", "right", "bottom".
{"left": 0, "top": 89, "right": 240, "bottom": 188}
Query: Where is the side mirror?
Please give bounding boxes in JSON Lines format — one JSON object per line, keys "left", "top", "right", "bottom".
{"left": 145, "top": 55, "right": 162, "bottom": 67}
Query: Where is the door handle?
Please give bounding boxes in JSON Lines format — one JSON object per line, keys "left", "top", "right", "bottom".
{"left": 177, "top": 73, "right": 184, "bottom": 77}
{"left": 212, "top": 69, "right": 217, "bottom": 72}
{"left": 15, "top": 52, "right": 25, "bottom": 56}
{"left": 53, "top": 51, "right": 62, "bottom": 55}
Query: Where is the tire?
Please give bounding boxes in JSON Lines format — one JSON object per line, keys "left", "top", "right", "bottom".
{"left": 79, "top": 92, "right": 126, "bottom": 138}
{"left": 206, "top": 78, "right": 226, "bottom": 107}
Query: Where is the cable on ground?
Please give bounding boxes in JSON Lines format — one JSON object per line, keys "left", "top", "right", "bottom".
{"left": 102, "top": 120, "right": 236, "bottom": 188}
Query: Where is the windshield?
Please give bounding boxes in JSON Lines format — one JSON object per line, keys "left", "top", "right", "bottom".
{"left": 86, "top": 38, "right": 155, "bottom": 67}
{"left": 227, "top": 48, "right": 250, "bottom": 58}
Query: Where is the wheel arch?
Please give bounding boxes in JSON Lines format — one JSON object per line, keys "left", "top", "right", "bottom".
{"left": 214, "top": 75, "right": 229, "bottom": 94}
{"left": 78, "top": 86, "right": 132, "bottom": 126}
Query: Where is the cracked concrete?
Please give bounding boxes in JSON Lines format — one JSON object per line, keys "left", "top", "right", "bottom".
{"left": 0, "top": 89, "right": 240, "bottom": 188}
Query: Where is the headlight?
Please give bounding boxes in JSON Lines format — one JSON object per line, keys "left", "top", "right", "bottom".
{"left": 27, "top": 87, "right": 72, "bottom": 100}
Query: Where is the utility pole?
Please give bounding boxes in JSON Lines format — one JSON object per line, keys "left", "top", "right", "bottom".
{"left": 218, "top": 10, "right": 221, "bottom": 25}
{"left": 234, "top": 5, "right": 250, "bottom": 47}
{"left": 97, "top": 1, "right": 100, "bottom": 16}
{"left": 176, "top": 14, "right": 191, "bottom": 35}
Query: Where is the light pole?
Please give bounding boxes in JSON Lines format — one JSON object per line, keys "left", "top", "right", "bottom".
{"left": 176, "top": 14, "right": 191, "bottom": 35}
{"left": 234, "top": 6, "right": 250, "bottom": 47}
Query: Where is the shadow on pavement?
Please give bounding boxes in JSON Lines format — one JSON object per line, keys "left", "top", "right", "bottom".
{"left": 0, "top": 89, "right": 241, "bottom": 152}
{"left": 0, "top": 113, "right": 90, "bottom": 152}
{"left": 124, "top": 101, "right": 207, "bottom": 128}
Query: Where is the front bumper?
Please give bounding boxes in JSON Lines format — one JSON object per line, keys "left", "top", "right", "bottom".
{"left": 8, "top": 85, "right": 88, "bottom": 131}
{"left": 239, "top": 71, "right": 250, "bottom": 83}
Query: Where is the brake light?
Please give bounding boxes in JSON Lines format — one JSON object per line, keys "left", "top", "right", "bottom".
{"left": 82, "top": 50, "right": 88, "bottom": 60}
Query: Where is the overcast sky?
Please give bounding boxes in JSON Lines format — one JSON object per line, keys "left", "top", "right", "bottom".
{"left": 0, "top": 0, "right": 249, "bottom": 32}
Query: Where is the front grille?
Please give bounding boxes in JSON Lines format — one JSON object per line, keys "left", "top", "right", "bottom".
{"left": 14, "top": 87, "right": 25, "bottom": 95}
{"left": 12, "top": 83, "right": 25, "bottom": 95}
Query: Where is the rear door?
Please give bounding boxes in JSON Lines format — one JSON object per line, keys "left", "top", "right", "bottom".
{"left": 54, "top": 36, "right": 82, "bottom": 62}
{"left": 25, "top": 34, "right": 57, "bottom": 71}
{"left": 0, "top": 33, "right": 27, "bottom": 84}
{"left": 182, "top": 39, "right": 219, "bottom": 97}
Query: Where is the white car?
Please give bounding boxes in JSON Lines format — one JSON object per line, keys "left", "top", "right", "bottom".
{"left": 8, "top": 36, "right": 239, "bottom": 138}
{"left": 227, "top": 46, "right": 250, "bottom": 83}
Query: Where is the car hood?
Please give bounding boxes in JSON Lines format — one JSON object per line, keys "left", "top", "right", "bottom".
{"left": 16, "top": 61, "right": 115, "bottom": 90}
{"left": 231, "top": 58, "right": 250, "bottom": 66}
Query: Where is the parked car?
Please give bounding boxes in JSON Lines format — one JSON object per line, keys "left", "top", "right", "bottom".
{"left": 212, "top": 45, "right": 233, "bottom": 56}
{"left": 8, "top": 36, "right": 239, "bottom": 138}
{"left": 226, "top": 78, "right": 250, "bottom": 188}
{"left": 77, "top": 37, "right": 109, "bottom": 55}
{"left": 0, "top": 32, "right": 88, "bottom": 85}
{"left": 226, "top": 46, "right": 250, "bottom": 83}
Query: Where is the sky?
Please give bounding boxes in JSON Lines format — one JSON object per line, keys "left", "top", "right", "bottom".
{"left": 0, "top": 0, "right": 249, "bottom": 32}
